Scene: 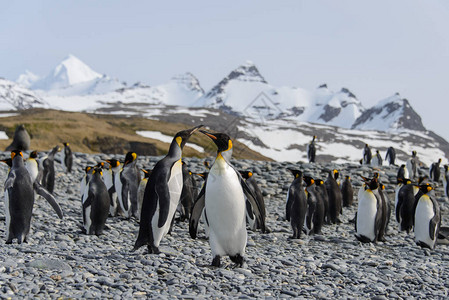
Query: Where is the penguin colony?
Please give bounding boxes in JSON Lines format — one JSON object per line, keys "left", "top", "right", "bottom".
{"left": 0, "top": 125, "right": 448, "bottom": 269}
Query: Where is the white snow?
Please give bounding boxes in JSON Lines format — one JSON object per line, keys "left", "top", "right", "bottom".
{"left": 136, "top": 131, "right": 204, "bottom": 153}
{"left": 0, "top": 131, "right": 9, "bottom": 139}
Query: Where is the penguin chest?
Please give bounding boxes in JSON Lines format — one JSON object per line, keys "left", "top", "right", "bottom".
{"left": 167, "top": 160, "right": 183, "bottom": 208}
{"left": 205, "top": 160, "right": 246, "bottom": 235}
{"left": 357, "top": 190, "right": 378, "bottom": 241}
{"left": 414, "top": 196, "right": 436, "bottom": 245}
{"left": 25, "top": 160, "right": 38, "bottom": 183}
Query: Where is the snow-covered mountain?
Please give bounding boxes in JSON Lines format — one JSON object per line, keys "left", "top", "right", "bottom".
{"left": 195, "top": 62, "right": 364, "bottom": 128}
{"left": 16, "top": 70, "right": 40, "bottom": 88}
{"left": 0, "top": 78, "right": 49, "bottom": 110}
{"left": 352, "top": 93, "right": 425, "bottom": 131}
{"left": 4, "top": 55, "right": 448, "bottom": 163}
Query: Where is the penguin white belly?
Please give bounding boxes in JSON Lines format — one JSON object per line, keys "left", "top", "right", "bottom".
{"left": 206, "top": 160, "right": 246, "bottom": 257}
{"left": 61, "top": 150, "right": 67, "bottom": 172}
{"left": 356, "top": 190, "right": 378, "bottom": 241}
{"left": 84, "top": 206, "right": 92, "bottom": 233}
{"left": 137, "top": 178, "right": 147, "bottom": 220}
{"left": 394, "top": 184, "right": 402, "bottom": 225}
{"left": 151, "top": 160, "right": 183, "bottom": 247}
{"left": 5, "top": 191, "right": 10, "bottom": 239}
{"left": 115, "top": 170, "right": 127, "bottom": 217}
{"left": 25, "top": 160, "right": 38, "bottom": 183}
{"left": 414, "top": 196, "right": 436, "bottom": 247}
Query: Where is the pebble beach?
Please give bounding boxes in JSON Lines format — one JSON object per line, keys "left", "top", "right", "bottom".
{"left": 0, "top": 151, "right": 448, "bottom": 299}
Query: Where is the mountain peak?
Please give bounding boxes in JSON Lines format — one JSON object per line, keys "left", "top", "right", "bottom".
{"left": 228, "top": 62, "right": 267, "bottom": 83}
{"left": 31, "top": 54, "right": 102, "bottom": 90}
{"left": 170, "top": 72, "right": 204, "bottom": 95}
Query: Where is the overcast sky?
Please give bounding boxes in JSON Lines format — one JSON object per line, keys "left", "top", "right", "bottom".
{"left": 1, "top": 1, "right": 449, "bottom": 142}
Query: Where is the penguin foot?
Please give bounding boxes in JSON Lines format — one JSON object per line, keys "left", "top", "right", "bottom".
{"left": 211, "top": 256, "right": 221, "bottom": 267}
{"left": 147, "top": 245, "right": 160, "bottom": 254}
{"left": 229, "top": 254, "right": 244, "bottom": 267}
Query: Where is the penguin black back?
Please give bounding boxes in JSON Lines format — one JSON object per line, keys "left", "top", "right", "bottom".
{"left": 62, "top": 142, "right": 73, "bottom": 173}
{"left": 42, "top": 146, "right": 60, "bottom": 194}
{"left": 341, "top": 175, "right": 354, "bottom": 207}
{"left": 286, "top": 169, "right": 307, "bottom": 239}
{"left": 325, "top": 169, "right": 343, "bottom": 224}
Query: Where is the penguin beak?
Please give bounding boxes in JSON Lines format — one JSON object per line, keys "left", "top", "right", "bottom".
{"left": 199, "top": 130, "right": 217, "bottom": 140}
{"left": 188, "top": 124, "right": 204, "bottom": 135}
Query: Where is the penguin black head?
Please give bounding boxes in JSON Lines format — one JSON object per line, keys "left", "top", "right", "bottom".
{"left": 105, "top": 159, "right": 120, "bottom": 169}
{"left": 11, "top": 150, "right": 23, "bottom": 160}
{"left": 418, "top": 183, "right": 433, "bottom": 194}
{"left": 84, "top": 166, "right": 94, "bottom": 174}
{"left": 174, "top": 125, "right": 204, "bottom": 149}
{"left": 29, "top": 151, "right": 38, "bottom": 159}
{"left": 239, "top": 170, "right": 253, "bottom": 179}
{"left": 332, "top": 169, "right": 339, "bottom": 180}
{"left": 303, "top": 175, "right": 315, "bottom": 186}
{"left": 124, "top": 152, "right": 137, "bottom": 165}
{"left": 287, "top": 168, "right": 302, "bottom": 179}
{"left": 345, "top": 175, "right": 350, "bottom": 180}
{"left": 361, "top": 176, "right": 379, "bottom": 190}
{"left": 141, "top": 169, "right": 152, "bottom": 178}
{"left": 92, "top": 166, "right": 103, "bottom": 177}
{"left": 203, "top": 161, "right": 211, "bottom": 170}
{"left": 315, "top": 179, "right": 324, "bottom": 186}
{"left": 418, "top": 175, "right": 429, "bottom": 185}
{"left": 200, "top": 130, "right": 233, "bottom": 153}
{"left": 63, "top": 142, "right": 69, "bottom": 147}
{"left": 412, "top": 150, "right": 417, "bottom": 157}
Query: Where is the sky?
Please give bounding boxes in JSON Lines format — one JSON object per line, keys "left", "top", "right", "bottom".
{"left": 1, "top": 1, "right": 449, "bottom": 140}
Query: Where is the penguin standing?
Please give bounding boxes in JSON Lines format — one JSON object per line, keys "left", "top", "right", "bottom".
{"left": 189, "top": 130, "right": 264, "bottom": 267}
{"left": 25, "top": 150, "right": 41, "bottom": 184}
{"left": 3, "top": 150, "right": 63, "bottom": 243}
{"left": 371, "top": 150, "right": 383, "bottom": 167}
{"left": 325, "top": 169, "right": 343, "bottom": 224}
{"left": 341, "top": 175, "right": 354, "bottom": 207}
{"left": 176, "top": 161, "right": 197, "bottom": 222}
{"left": 61, "top": 142, "right": 73, "bottom": 173}
{"left": 377, "top": 183, "right": 391, "bottom": 241}
{"left": 397, "top": 164, "right": 409, "bottom": 180}
{"left": 355, "top": 176, "right": 383, "bottom": 243}
{"left": 363, "top": 144, "right": 372, "bottom": 165}
{"left": 5, "top": 124, "right": 30, "bottom": 151}
{"left": 81, "top": 166, "right": 110, "bottom": 235}
{"left": 42, "top": 146, "right": 60, "bottom": 194}
{"left": 105, "top": 159, "right": 121, "bottom": 216}
{"left": 429, "top": 159, "right": 442, "bottom": 182}
{"left": 134, "top": 125, "right": 203, "bottom": 254}
{"left": 240, "top": 170, "right": 266, "bottom": 231}
{"left": 395, "top": 178, "right": 418, "bottom": 233}
{"left": 285, "top": 169, "right": 307, "bottom": 238}
{"left": 307, "top": 135, "right": 317, "bottom": 163}
{"left": 406, "top": 151, "right": 418, "bottom": 179}
{"left": 414, "top": 184, "right": 440, "bottom": 249}
{"left": 116, "top": 152, "right": 140, "bottom": 219}
{"left": 385, "top": 147, "right": 396, "bottom": 166}
{"left": 303, "top": 176, "right": 324, "bottom": 235}
{"left": 443, "top": 165, "right": 449, "bottom": 198}
{"left": 315, "top": 179, "right": 330, "bottom": 224}
{"left": 191, "top": 172, "right": 210, "bottom": 238}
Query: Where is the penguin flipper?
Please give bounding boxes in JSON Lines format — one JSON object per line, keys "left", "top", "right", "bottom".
{"left": 156, "top": 176, "right": 171, "bottom": 228}
{"left": 240, "top": 175, "right": 265, "bottom": 233}
{"left": 189, "top": 186, "right": 206, "bottom": 239}
{"left": 429, "top": 198, "right": 441, "bottom": 240}
{"left": 374, "top": 194, "right": 382, "bottom": 241}
{"left": 34, "top": 182, "right": 63, "bottom": 219}
{"left": 4, "top": 172, "right": 16, "bottom": 190}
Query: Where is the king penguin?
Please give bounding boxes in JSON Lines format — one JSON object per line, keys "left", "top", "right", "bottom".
{"left": 25, "top": 150, "right": 41, "bottom": 184}
{"left": 116, "top": 152, "right": 140, "bottom": 219}
{"left": 189, "top": 130, "right": 264, "bottom": 267}
{"left": 429, "top": 158, "right": 442, "bottom": 182}
{"left": 414, "top": 183, "right": 441, "bottom": 249}
{"left": 61, "top": 142, "right": 73, "bottom": 173}
{"left": 105, "top": 159, "right": 121, "bottom": 216}
{"left": 137, "top": 169, "right": 152, "bottom": 221}
{"left": 82, "top": 166, "right": 110, "bottom": 235}
{"left": 285, "top": 169, "right": 307, "bottom": 239}
{"left": 363, "top": 144, "right": 372, "bottom": 165}
{"left": 239, "top": 170, "right": 267, "bottom": 232}
{"left": 406, "top": 151, "right": 418, "bottom": 179}
{"left": 4, "top": 150, "right": 63, "bottom": 243}
{"left": 307, "top": 135, "right": 317, "bottom": 163}
{"left": 134, "top": 125, "right": 203, "bottom": 254}
{"left": 355, "top": 176, "right": 383, "bottom": 243}
{"left": 397, "top": 164, "right": 409, "bottom": 181}
{"left": 325, "top": 169, "right": 343, "bottom": 224}
{"left": 42, "top": 145, "right": 60, "bottom": 194}
{"left": 341, "top": 175, "right": 354, "bottom": 207}
{"left": 315, "top": 179, "right": 330, "bottom": 224}
{"left": 303, "top": 176, "right": 324, "bottom": 235}
{"left": 396, "top": 177, "right": 419, "bottom": 233}
{"left": 385, "top": 147, "right": 396, "bottom": 166}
